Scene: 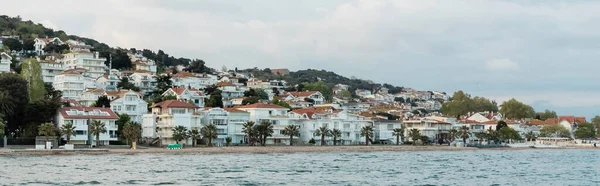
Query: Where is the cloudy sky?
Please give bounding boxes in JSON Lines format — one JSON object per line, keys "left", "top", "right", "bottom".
{"left": 2, "top": 0, "right": 600, "bottom": 118}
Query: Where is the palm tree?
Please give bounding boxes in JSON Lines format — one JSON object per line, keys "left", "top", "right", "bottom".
{"left": 257, "top": 120, "right": 274, "bottom": 146}
{"left": 315, "top": 126, "right": 331, "bottom": 146}
{"left": 201, "top": 124, "right": 218, "bottom": 147}
{"left": 392, "top": 128, "right": 404, "bottom": 145}
{"left": 60, "top": 121, "right": 76, "bottom": 144}
{"left": 474, "top": 132, "right": 487, "bottom": 144}
{"left": 448, "top": 128, "right": 459, "bottom": 142}
{"left": 225, "top": 136, "right": 232, "bottom": 146}
{"left": 331, "top": 129, "right": 342, "bottom": 146}
{"left": 525, "top": 131, "right": 537, "bottom": 142}
{"left": 282, "top": 125, "right": 300, "bottom": 146}
{"left": 187, "top": 129, "right": 201, "bottom": 147}
{"left": 38, "top": 122, "right": 57, "bottom": 147}
{"left": 171, "top": 126, "right": 188, "bottom": 144}
{"left": 459, "top": 126, "right": 470, "bottom": 145}
{"left": 242, "top": 121, "right": 256, "bottom": 146}
{"left": 89, "top": 120, "right": 107, "bottom": 147}
{"left": 360, "top": 125, "right": 374, "bottom": 145}
{"left": 408, "top": 128, "right": 421, "bottom": 145}
{"left": 122, "top": 122, "right": 141, "bottom": 145}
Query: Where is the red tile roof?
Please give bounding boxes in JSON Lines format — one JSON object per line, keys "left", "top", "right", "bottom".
{"left": 172, "top": 72, "right": 197, "bottom": 78}
{"left": 59, "top": 107, "right": 118, "bottom": 119}
{"left": 291, "top": 107, "right": 326, "bottom": 119}
{"left": 151, "top": 100, "right": 198, "bottom": 108}
{"left": 528, "top": 119, "right": 546, "bottom": 125}
{"left": 235, "top": 103, "right": 287, "bottom": 109}
{"left": 216, "top": 81, "right": 235, "bottom": 87}
{"left": 223, "top": 108, "right": 248, "bottom": 113}
{"left": 545, "top": 118, "right": 558, "bottom": 124}
{"left": 558, "top": 116, "right": 585, "bottom": 124}
{"left": 287, "top": 91, "right": 319, "bottom": 97}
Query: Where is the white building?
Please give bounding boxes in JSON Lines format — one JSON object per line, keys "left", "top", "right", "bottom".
{"left": 285, "top": 91, "right": 325, "bottom": 105}
{"left": 290, "top": 108, "right": 374, "bottom": 145}
{"left": 142, "top": 100, "right": 202, "bottom": 146}
{"left": 39, "top": 60, "right": 64, "bottom": 83}
{"left": 34, "top": 37, "right": 64, "bottom": 55}
{"left": 162, "top": 87, "right": 206, "bottom": 108}
{"left": 172, "top": 72, "right": 217, "bottom": 90}
{"left": 130, "top": 72, "right": 156, "bottom": 95}
{"left": 403, "top": 119, "right": 452, "bottom": 142}
{"left": 77, "top": 88, "right": 106, "bottom": 107}
{"left": 109, "top": 90, "right": 148, "bottom": 123}
{"left": 235, "top": 103, "right": 294, "bottom": 145}
{"left": 56, "top": 107, "right": 118, "bottom": 146}
{"left": 53, "top": 68, "right": 86, "bottom": 99}
{"left": 373, "top": 119, "right": 403, "bottom": 144}
{"left": 201, "top": 108, "right": 250, "bottom": 145}
{"left": 217, "top": 81, "right": 245, "bottom": 107}
{"left": 95, "top": 74, "right": 120, "bottom": 92}
{"left": 60, "top": 50, "right": 107, "bottom": 78}
{"left": 0, "top": 52, "right": 11, "bottom": 73}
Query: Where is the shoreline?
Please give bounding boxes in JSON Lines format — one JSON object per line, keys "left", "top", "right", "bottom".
{"left": 1, "top": 145, "right": 596, "bottom": 155}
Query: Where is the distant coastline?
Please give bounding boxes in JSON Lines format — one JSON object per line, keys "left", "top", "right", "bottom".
{"left": 1, "top": 145, "right": 596, "bottom": 155}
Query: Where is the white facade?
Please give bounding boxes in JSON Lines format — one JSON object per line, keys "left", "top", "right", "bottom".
{"left": 95, "top": 74, "right": 120, "bottom": 92}
{"left": 0, "top": 52, "right": 11, "bottom": 73}
{"left": 201, "top": 108, "right": 250, "bottom": 145}
{"left": 40, "top": 61, "right": 64, "bottom": 83}
{"left": 373, "top": 120, "right": 402, "bottom": 144}
{"left": 130, "top": 72, "right": 156, "bottom": 95}
{"left": 142, "top": 100, "right": 202, "bottom": 145}
{"left": 34, "top": 37, "right": 64, "bottom": 55}
{"left": 290, "top": 109, "right": 373, "bottom": 145}
{"left": 77, "top": 89, "right": 106, "bottom": 107}
{"left": 172, "top": 72, "right": 217, "bottom": 90}
{"left": 110, "top": 90, "right": 148, "bottom": 123}
{"left": 53, "top": 69, "right": 86, "bottom": 99}
{"left": 403, "top": 119, "right": 452, "bottom": 142}
{"left": 162, "top": 87, "right": 206, "bottom": 107}
{"left": 60, "top": 51, "right": 107, "bottom": 78}
{"left": 55, "top": 107, "right": 118, "bottom": 146}
{"left": 286, "top": 91, "right": 325, "bottom": 105}
{"left": 236, "top": 103, "right": 295, "bottom": 145}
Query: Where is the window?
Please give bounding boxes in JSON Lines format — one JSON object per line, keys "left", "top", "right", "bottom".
{"left": 271, "top": 120, "right": 278, "bottom": 125}
{"left": 387, "top": 124, "right": 394, "bottom": 130}
{"left": 344, "top": 124, "right": 350, "bottom": 129}
{"left": 76, "top": 130, "right": 85, "bottom": 135}
{"left": 172, "top": 108, "right": 186, "bottom": 114}
{"left": 269, "top": 110, "right": 273, "bottom": 115}
{"left": 126, "top": 105, "right": 136, "bottom": 112}
{"left": 322, "top": 123, "right": 328, "bottom": 128}
{"left": 217, "top": 129, "right": 227, "bottom": 135}
{"left": 212, "top": 119, "right": 226, "bottom": 125}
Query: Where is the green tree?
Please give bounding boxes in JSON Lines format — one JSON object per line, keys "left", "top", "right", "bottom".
{"left": 498, "top": 127, "right": 522, "bottom": 143}
{"left": 244, "top": 88, "right": 269, "bottom": 100}
{"left": 0, "top": 117, "right": 5, "bottom": 137}
{"left": 122, "top": 121, "right": 141, "bottom": 145}
{"left": 540, "top": 124, "right": 570, "bottom": 138}
{"left": 486, "top": 128, "right": 500, "bottom": 144}
{"left": 256, "top": 120, "right": 274, "bottom": 146}
{"left": 474, "top": 132, "right": 487, "bottom": 144}
{"left": 302, "top": 81, "right": 333, "bottom": 102}
{"left": 242, "top": 96, "right": 260, "bottom": 105}
{"left": 89, "top": 120, "right": 107, "bottom": 147}
{"left": 23, "top": 38, "right": 35, "bottom": 51}
{"left": 38, "top": 122, "right": 57, "bottom": 145}
{"left": 500, "top": 98, "right": 535, "bottom": 120}
{"left": 60, "top": 121, "right": 76, "bottom": 144}
{"left": 242, "top": 121, "right": 257, "bottom": 146}
{"left": 154, "top": 74, "right": 172, "bottom": 95}
{"left": 574, "top": 123, "right": 597, "bottom": 139}
{"left": 117, "top": 77, "right": 141, "bottom": 92}
{"left": 171, "top": 126, "right": 188, "bottom": 144}
{"left": 459, "top": 126, "right": 470, "bottom": 145}
{"left": 205, "top": 90, "right": 223, "bottom": 108}
{"left": 339, "top": 90, "right": 352, "bottom": 99}
{"left": 591, "top": 116, "right": 600, "bottom": 136}
{"left": 360, "top": 125, "right": 374, "bottom": 145}
{"left": 20, "top": 58, "right": 46, "bottom": 102}
{"left": 524, "top": 131, "right": 537, "bottom": 142}
{"left": 408, "top": 128, "right": 421, "bottom": 145}
{"left": 392, "top": 128, "right": 404, "bottom": 145}
{"left": 272, "top": 97, "right": 291, "bottom": 109}
{"left": 94, "top": 95, "right": 111, "bottom": 108}
{"left": 536, "top": 110, "right": 558, "bottom": 120}
{"left": 496, "top": 120, "right": 508, "bottom": 131}
{"left": 187, "top": 129, "right": 201, "bottom": 147}
{"left": 2, "top": 38, "right": 22, "bottom": 51}
{"left": 201, "top": 124, "right": 218, "bottom": 147}
{"left": 315, "top": 126, "right": 331, "bottom": 146}
{"left": 331, "top": 129, "right": 342, "bottom": 146}
{"left": 183, "top": 59, "right": 211, "bottom": 73}
{"left": 448, "top": 128, "right": 459, "bottom": 142}
{"left": 440, "top": 91, "right": 498, "bottom": 119}
{"left": 225, "top": 136, "right": 232, "bottom": 146}
{"left": 282, "top": 125, "right": 300, "bottom": 146}
{"left": 115, "top": 113, "right": 131, "bottom": 137}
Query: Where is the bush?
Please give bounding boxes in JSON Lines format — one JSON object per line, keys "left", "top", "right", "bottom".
{"left": 309, "top": 138, "right": 316, "bottom": 145}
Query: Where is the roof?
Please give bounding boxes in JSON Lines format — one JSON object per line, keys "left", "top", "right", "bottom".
{"left": 172, "top": 72, "right": 197, "bottom": 78}
{"left": 287, "top": 91, "right": 319, "bottom": 97}
{"left": 105, "top": 90, "right": 143, "bottom": 98}
{"left": 528, "top": 119, "right": 546, "bottom": 125}
{"left": 223, "top": 108, "right": 249, "bottom": 113}
{"left": 151, "top": 100, "right": 198, "bottom": 108}
{"left": 59, "top": 69, "right": 83, "bottom": 75}
{"left": 291, "top": 107, "right": 325, "bottom": 119}
{"left": 59, "top": 107, "right": 118, "bottom": 119}
{"left": 235, "top": 103, "right": 287, "bottom": 109}
{"left": 559, "top": 116, "right": 586, "bottom": 124}
{"left": 545, "top": 118, "right": 558, "bottom": 124}
{"left": 170, "top": 87, "right": 187, "bottom": 96}
{"left": 216, "top": 81, "right": 236, "bottom": 87}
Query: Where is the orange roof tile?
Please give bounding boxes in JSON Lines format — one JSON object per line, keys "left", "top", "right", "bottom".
{"left": 287, "top": 91, "right": 319, "bottom": 97}
{"left": 216, "top": 81, "right": 235, "bottom": 87}
{"left": 151, "top": 100, "right": 198, "bottom": 108}
{"left": 223, "top": 108, "right": 248, "bottom": 113}
{"left": 235, "top": 103, "right": 287, "bottom": 109}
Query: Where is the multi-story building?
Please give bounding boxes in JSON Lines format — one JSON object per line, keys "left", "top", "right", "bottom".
{"left": 217, "top": 81, "right": 245, "bottom": 107}
{"left": 95, "top": 74, "right": 120, "bottom": 92}
{"left": 130, "top": 72, "right": 156, "bottom": 95}
{"left": 56, "top": 107, "right": 118, "bottom": 146}
{"left": 142, "top": 100, "right": 202, "bottom": 145}
{"left": 60, "top": 50, "right": 106, "bottom": 78}
{"left": 162, "top": 87, "right": 206, "bottom": 107}
{"left": 171, "top": 72, "right": 204, "bottom": 90}
{"left": 109, "top": 90, "right": 148, "bottom": 123}
{"left": 290, "top": 107, "right": 373, "bottom": 145}
{"left": 403, "top": 119, "right": 452, "bottom": 142}
{"left": 39, "top": 60, "right": 64, "bottom": 83}
{"left": 285, "top": 91, "right": 325, "bottom": 105}
{"left": 0, "top": 52, "right": 11, "bottom": 73}
{"left": 77, "top": 88, "right": 106, "bottom": 106}
{"left": 373, "top": 119, "right": 403, "bottom": 144}
{"left": 34, "top": 37, "right": 64, "bottom": 55}
{"left": 201, "top": 108, "right": 250, "bottom": 145}
{"left": 53, "top": 68, "right": 86, "bottom": 99}
{"left": 235, "top": 103, "right": 294, "bottom": 145}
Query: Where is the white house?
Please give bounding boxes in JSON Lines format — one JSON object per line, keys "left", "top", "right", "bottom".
{"left": 403, "top": 119, "right": 452, "bottom": 142}
{"left": 466, "top": 113, "right": 491, "bottom": 123}
{"left": 109, "top": 90, "right": 148, "bottom": 123}
{"left": 60, "top": 50, "right": 106, "bottom": 78}
{"left": 77, "top": 88, "right": 106, "bottom": 106}
{"left": 289, "top": 107, "right": 374, "bottom": 145}
{"left": 56, "top": 107, "right": 118, "bottom": 146}
{"left": 171, "top": 72, "right": 216, "bottom": 90}
{"left": 0, "top": 52, "right": 11, "bottom": 73}
{"left": 217, "top": 81, "right": 245, "bottom": 107}
{"left": 39, "top": 60, "right": 64, "bottom": 83}
{"left": 130, "top": 72, "right": 156, "bottom": 95}
{"left": 95, "top": 74, "right": 120, "bottom": 92}
{"left": 53, "top": 68, "right": 86, "bottom": 99}
{"left": 34, "top": 37, "right": 64, "bottom": 55}
{"left": 201, "top": 108, "right": 250, "bottom": 145}
{"left": 285, "top": 91, "right": 325, "bottom": 105}
{"left": 142, "top": 100, "right": 202, "bottom": 145}
{"left": 235, "top": 103, "right": 294, "bottom": 145}
{"left": 162, "top": 87, "right": 206, "bottom": 107}
{"left": 373, "top": 119, "right": 403, "bottom": 144}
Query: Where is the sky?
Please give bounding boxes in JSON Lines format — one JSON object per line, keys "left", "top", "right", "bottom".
{"left": 2, "top": 0, "right": 600, "bottom": 119}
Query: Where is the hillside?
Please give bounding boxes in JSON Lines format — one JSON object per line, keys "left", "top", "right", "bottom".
{"left": 1, "top": 15, "right": 405, "bottom": 96}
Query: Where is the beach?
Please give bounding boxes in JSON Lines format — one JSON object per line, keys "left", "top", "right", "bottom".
{"left": 1, "top": 145, "right": 594, "bottom": 155}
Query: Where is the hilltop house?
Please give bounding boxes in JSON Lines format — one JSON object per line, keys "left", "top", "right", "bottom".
{"left": 34, "top": 37, "right": 64, "bottom": 55}
{"left": 60, "top": 50, "right": 107, "bottom": 79}
{"left": 162, "top": 87, "right": 206, "bottom": 107}
{"left": 109, "top": 90, "right": 148, "bottom": 123}
{"left": 285, "top": 91, "right": 325, "bottom": 105}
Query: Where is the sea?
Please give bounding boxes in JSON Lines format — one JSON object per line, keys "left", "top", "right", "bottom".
{"left": 0, "top": 149, "right": 598, "bottom": 185}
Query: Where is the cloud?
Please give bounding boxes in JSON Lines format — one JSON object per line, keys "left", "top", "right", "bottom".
{"left": 485, "top": 59, "right": 519, "bottom": 70}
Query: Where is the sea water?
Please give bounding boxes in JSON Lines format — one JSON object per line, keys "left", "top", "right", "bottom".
{"left": 0, "top": 149, "right": 598, "bottom": 185}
